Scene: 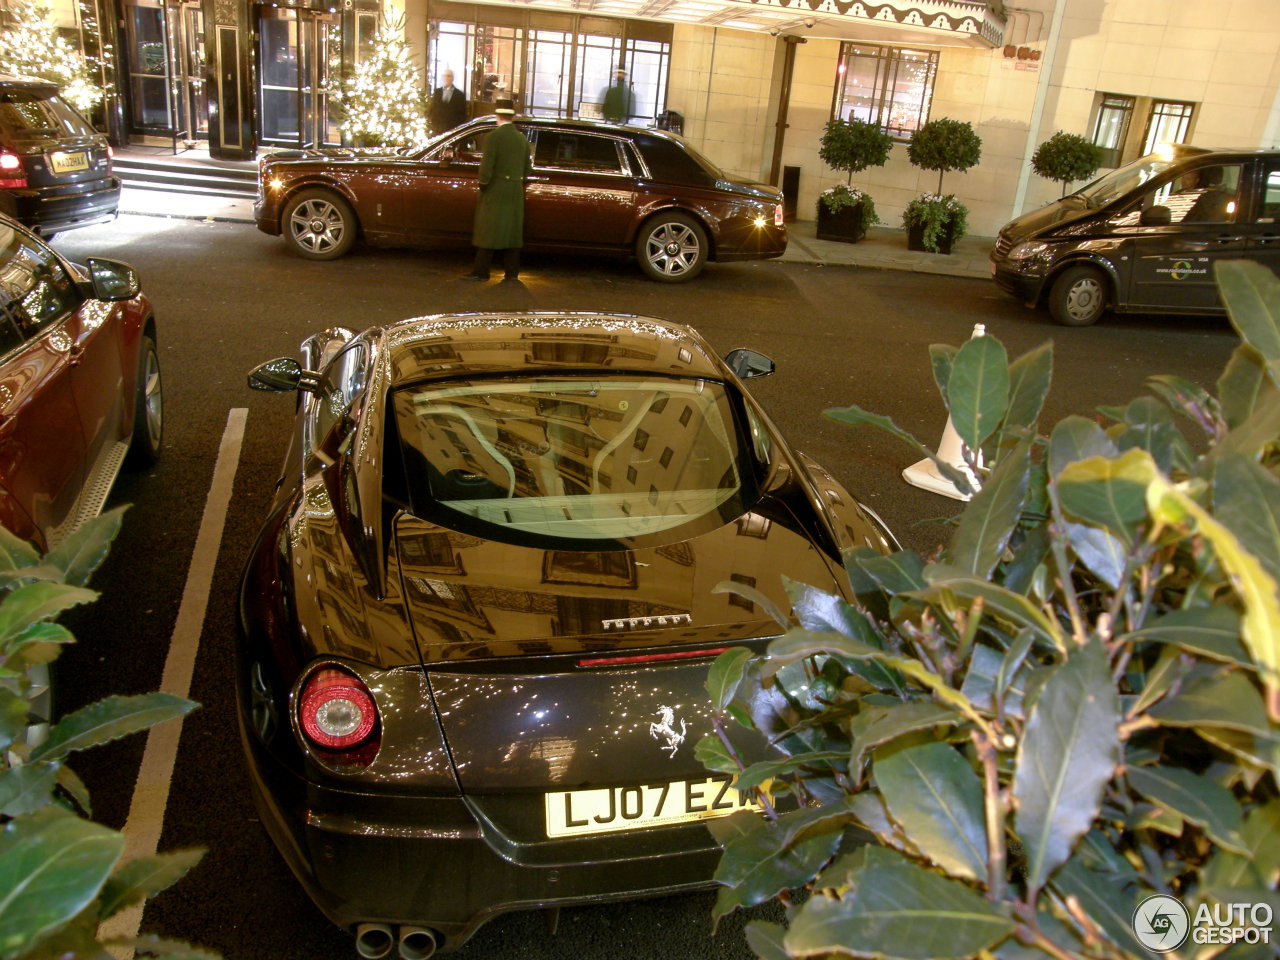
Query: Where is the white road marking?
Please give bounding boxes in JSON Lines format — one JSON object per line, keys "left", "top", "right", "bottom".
{"left": 100, "top": 408, "right": 248, "bottom": 957}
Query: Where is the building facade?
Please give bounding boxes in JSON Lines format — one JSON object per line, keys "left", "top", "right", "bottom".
{"left": 40, "top": 0, "right": 1280, "bottom": 235}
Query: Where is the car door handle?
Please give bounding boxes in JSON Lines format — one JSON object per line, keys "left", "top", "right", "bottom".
{"left": 68, "top": 344, "right": 85, "bottom": 367}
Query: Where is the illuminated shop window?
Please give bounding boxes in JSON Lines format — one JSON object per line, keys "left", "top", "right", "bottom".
{"left": 832, "top": 42, "right": 938, "bottom": 140}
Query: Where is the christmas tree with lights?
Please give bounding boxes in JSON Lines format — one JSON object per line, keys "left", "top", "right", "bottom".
{"left": 0, "top": 0, "right": 104, "bottom": 115}
{"left": 328, "top": 2, "right": 429, "bottom": 148}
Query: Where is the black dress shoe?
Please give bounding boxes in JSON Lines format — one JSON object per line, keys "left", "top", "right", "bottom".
{"left": 460, "top": 273, "right": 488, "bottom": 282}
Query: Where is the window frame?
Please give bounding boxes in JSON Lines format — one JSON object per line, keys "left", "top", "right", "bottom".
{"left": 530, "top": 128, "right": 632, "bottom": 177}
{"left": 1091, "top": 93, "right": 1134, "bottom": 169}
{"left": 1142, "top": 99, "right": 1196, "bottom": 156}
{"left": 830, "top": 41, "right": 939, "bottom": 141}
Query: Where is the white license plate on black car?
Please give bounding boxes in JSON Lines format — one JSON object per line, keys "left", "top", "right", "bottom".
{"left": 50, "top": 151, "right": 90, "bottom": 174}
{"left": 545, "top": 775, "right": 760, "bottom": 838}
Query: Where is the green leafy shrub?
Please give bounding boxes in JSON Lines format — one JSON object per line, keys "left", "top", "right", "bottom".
{"left": 1033, "top": 131, "right": 1105, "bottom": 197}
{"left": 819, "top": 117, "right": 893, "bottom": 185}
{"left": 819, "top": 185, "right": 878, "bottom": 224}
{"left": 906, "top": 117, "right": 982, "bottom": 195}
{"left": 901, "top": 194, "right": 967, "bottom": 252}
{"left": 0, "top": 509, "right": 210, "bottom": 960}
{"left": 703, "top": 259, "right": 1280, "bottom": 960}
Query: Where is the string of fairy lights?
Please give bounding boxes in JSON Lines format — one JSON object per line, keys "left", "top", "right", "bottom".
{"left": 327, "top": 3, "right": 431, "bottom": 148}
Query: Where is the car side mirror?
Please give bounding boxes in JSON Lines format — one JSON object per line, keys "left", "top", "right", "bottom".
{"left": 1140, "top": 205, "right": 1172, "bottom": 227}
{"left": 724, "top": 348, "right": 775, "bottom": 379}
{"left": 86, "top": 257, "right": 140, "bottom": 301}
{"left": 248, "top": 357, "right": 322, "bottom": 393}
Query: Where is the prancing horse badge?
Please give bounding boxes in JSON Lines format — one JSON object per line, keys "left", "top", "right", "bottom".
{"left": 649, "top": 706, "right": 687, "bottom": 758}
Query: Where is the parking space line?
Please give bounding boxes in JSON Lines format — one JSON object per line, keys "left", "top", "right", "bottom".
{"left": 100, "top": 407, "right": 248, "bottom": 958}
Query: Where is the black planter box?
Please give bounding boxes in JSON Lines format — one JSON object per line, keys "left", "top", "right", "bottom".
{"left": 906, "top": 220, "right": 956, "bottom": 255}
{"left": 816, "top": 202, "right": 867, "bottom": 243}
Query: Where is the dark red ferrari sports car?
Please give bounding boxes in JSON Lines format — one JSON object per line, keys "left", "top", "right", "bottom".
{"left": 238, "top": 313, "right": 894, "bottom": 958}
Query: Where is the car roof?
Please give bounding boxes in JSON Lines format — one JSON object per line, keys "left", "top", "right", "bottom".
{"left": 379, "top": 312, "right": 726, "bottom": 386}
{"left": 463, "top": 113, "right": 683, "bottom": 144}
{"left": 0, "top": 74, "right": 60, "bottom": 96}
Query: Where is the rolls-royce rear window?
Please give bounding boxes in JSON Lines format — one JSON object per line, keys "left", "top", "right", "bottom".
{"left": 392, "top": 377, "right": 752, "bottom": 545}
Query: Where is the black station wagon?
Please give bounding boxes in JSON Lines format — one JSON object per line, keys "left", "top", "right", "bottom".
{"left": 990, "top": 146, "right": 1280, "bottom": 325}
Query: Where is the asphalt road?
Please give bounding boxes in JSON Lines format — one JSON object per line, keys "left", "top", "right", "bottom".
{"left": 48, "top": 215, "right": 1240, "bottom": 960}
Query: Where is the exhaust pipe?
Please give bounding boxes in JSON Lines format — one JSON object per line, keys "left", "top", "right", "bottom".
{"left": 398, "top": 926, "right": 439, "bottom": 960}
{"left": 354, "top": 923, "right": 394, "bottom": 959}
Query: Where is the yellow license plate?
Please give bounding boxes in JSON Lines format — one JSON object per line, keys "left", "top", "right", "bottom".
{"left": 50, "top": 151, "right": 90, "bottom": 174}
{"left": 545, "top": 775, "right": 760, "bottom": 838}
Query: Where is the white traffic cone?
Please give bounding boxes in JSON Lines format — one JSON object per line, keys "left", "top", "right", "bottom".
{"left": 902, "top": 323, "right": 987, "bottom": 501}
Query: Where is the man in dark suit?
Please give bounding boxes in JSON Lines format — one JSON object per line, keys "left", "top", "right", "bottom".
{"left": 428, "top": 70, "right": 468, "bottom": 133}
{"left": 462, "top": 99, "right": 532, "bottom": 282}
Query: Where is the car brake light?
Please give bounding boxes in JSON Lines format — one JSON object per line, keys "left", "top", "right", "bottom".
{"left": 774, "top": 203, "right": 784, "bottom": 227}
{"left": 299, "top": 666, "right": 378, "bottom": 750}
{"left": 0, "top": 153, "right": 26, "bottom": 189}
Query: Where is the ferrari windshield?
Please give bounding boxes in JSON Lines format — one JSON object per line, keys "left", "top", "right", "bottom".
{"left": 392, "top": 377, "right": 752, "bottom": 543}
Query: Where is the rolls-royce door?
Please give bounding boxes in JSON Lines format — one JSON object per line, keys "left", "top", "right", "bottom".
{"left": 403, "top": 126, "right": 495, "bottom": 245}
{"left": 523, "top": 130, "right": 637, "bottom": 251}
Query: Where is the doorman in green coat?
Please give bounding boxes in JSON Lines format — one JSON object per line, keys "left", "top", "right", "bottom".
{"left": 463, "top": 99, "right": 533, "bottom": 282}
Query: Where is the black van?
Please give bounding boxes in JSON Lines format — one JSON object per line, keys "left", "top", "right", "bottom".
{"left": 990, "top": 145, "right": 1280, "bottom": 325}
{"left": 0, "top": 74, "right": 119, "bottom": 237}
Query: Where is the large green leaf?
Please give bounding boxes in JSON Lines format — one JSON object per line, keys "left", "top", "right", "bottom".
{"left": 785, "top": 579, "right": 903, "bottom": 692}
{"left": 762, "top": 628, "right": 886, "bottom": 678}
{"left": 0, "top": 806, "right": 124, "bottom": 959}
{"left": 849, "top": 701, "right": 958, "bottom": 773}
{"left": 784, "top": 846, "right": 1014, "bottom": 959}
{"left": 734, "top": 752, "right": 850, "bottom": 792}
{"left": 1217, "top": 343, "right": 1276, "bottom": 430}
{"left": 1150, "top": 669, "right": 1271, "bottom": 734}
{"left": 825, "top": 405, "right": 974, "bottom": 498}
{"left": 1047, "top": 416, "right": 1117, "bottom": 477}
{"left": 1214, "top": 453, "right": 1280, "bottom": 586}
{"left": 1201, "top": 799, "right": 1280, "bottom": 891}
{"left": 1062, "top": 520, "right": 1127, "bottom": 589}
{"left": 844, "top": 547, "right": 926, "bottom": 597}
{"left": 1216, "top": 259, "right": 1280, "bottom": 366}
{"left": 929, "top": 343, "right": 958, "bottom": 404}
{"left": 959, "top": 643, "right": 1028, "bottom": 719}
{"left": 744, "top": 921, "right": 790, "bottom": 960}
{"left": 1056, "top": 449, "right": 1157, "bottom": 546}
{"left": 1049, "top": 858, "right": 1146, "bottom": 957}
{"left": 1147, "top": 473, "right": 1280, "bottom": 711}
{"left": 1196, "top": 725, "right": 1280, "bottom": 782}
{"left": 0, "top": 764, "right": 57, "bottom": 818}
{"left": 1002, "top": 341, "right": 1053, "bottom": 436}
{"left": 948, "top": 334, "right": 1010, "bottom": 451}
{"left": 948, "top": 438, "right": 1031, "bottom": 579}
{"left": 0, "top": 528, "right": 38, "bottom": 575}
{"left": 1123, "top": 606, "right": 1251, "bottom": 667}
{"left": 1110, "top": 396, "right": 1193, "bottom": 475}
{"left": 30, "top": 693, "right": 197, "bottom": 763}
{"left": 875, "top": 741, "right": 987, "bottom": 881}
{"left": 712, "top": 803, "right": 847, "bottom": 924}
{"left": 1126, "top": 765, "right": 1246, "bottom": 854}
{"left": 1147, "top": 374, "right": 1224, "bottom": 439}
{"left": 98, "top": 849, "right": 204, "bottom": 920}
{"left": 43, "top": 506, "right": 127, "bottom": 588}
{"left": 694, "top": 734, "right": 737, "bottom": 775}
{"left": 706, "top": 647, "right": 754, "bottom": 712}
{"left": 1013, "top": 640, "right": 1120, "bottom": 893}
{"left": 0, "top": 581, "right": 97, "bottom": 647}
{"left": 711, "top": 580, "right": 789, "bottom": 629}
{"left": 1213, "top": 389, "right": 1280, "bottom": 463}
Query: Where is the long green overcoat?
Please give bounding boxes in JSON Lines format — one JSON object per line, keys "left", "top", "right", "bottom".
{"left": 472, "top": 122, "right": 533, "bottom": 250}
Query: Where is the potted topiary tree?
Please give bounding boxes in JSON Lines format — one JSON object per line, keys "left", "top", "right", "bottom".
{"left": 903, "top": 117, "right": 981, "bottom": 253}
{"left": 816, "top": 117, "right": 893, "bottom": 243}
{"left": 1032, "top": 130, "right": 1105, "bottom": 196}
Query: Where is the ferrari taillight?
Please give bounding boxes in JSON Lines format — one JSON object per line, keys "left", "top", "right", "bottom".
{"left": 299, "top": 666, "right": 378, "bottom": 751}
{"left": 0, "top": 153, "right": 26, "bottom": 189}
{"left": 774, "top": 203, "right": 784, "bottom": 227}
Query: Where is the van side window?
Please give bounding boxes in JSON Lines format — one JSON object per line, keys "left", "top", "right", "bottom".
{"left": 1258, "top": 168, "right": 1280, "bottom": 223}
{"left": 1115, "top": 163, "right": 1244, "bottom": 226}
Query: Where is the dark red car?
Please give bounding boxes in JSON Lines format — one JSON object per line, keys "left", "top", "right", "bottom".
{"left": 0, "top": 214, "right": 162, "bottom": 552}
{"left": 254, "top": 116, "right": 786, "bottom": 282}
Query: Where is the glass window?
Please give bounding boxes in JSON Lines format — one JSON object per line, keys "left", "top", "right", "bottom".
{"left": 1077, "top": 153, "right": 1180, "bottom": 209}
{"left": 0, "top": 224, "right": 80, "bottom": 337}
{"left": 1143, "top": 100, "right": 1195, "bottom": 155}
{"left": 1091, "top": 93, "right": 1134, "bottom": 168}
{"left": 312, "top": 342, "right": 368, "bottom": 446}
{"left": 392, "top": 376, "right": 755, "bottom": 545}
{"left": 623, "top": 38, "right": 668, "bottom": 124}
{"left": 1259, "top": 168, "right": 1280, "bottom": 223}
{"left": 833, "top": 43, "right": 937, "bottom": 140}
{"left": 438, "top": 127, "right": 492, "bottom": 164}
{"left": 575, "top": 32, "right": 621, "bottom": 120}
{"left": 1113, "top": 163, "right": 1243, "bottom": 227}
{"left": 525, "top": 29, "right": 572, "bottom": 118}
{"left": 427, "top": 20, "right": 468, "bottom": 90}
{"left": 0, "top": 90, "right": 98, "bottom": 140}
{"left": 474, "top": 24, "right": 522, "bottom": 104}
{"left": 533, "top": 130, "right": 623, "bottom": 173}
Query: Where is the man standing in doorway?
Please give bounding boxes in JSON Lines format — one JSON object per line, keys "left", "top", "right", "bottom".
{"left": 462, "top": 99, "right": 532, "bottom": 282}
{"left": 602, "top": 68, "right": 633, "bottom": 124}
{"left": 429, "top": 69, "right": 468, "bottom": 133}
